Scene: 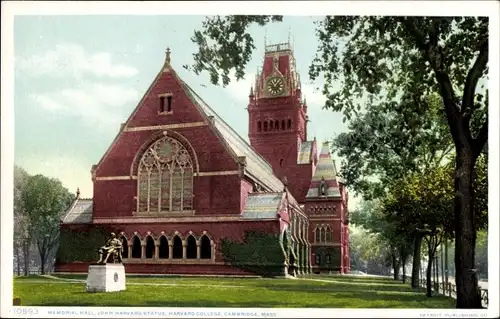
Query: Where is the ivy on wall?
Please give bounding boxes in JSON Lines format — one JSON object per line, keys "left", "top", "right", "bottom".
{"left": 315, "top": 247, "right": 341, "bottom": 269}
{"left": 56, "top": 227, "right": 109, "bottom": 263}
{"left": 220, "top": 231, "right": 286, "bottom": 277}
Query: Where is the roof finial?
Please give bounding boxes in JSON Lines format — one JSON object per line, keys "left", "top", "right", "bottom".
{"left": 288, "top": 25, "right": 291, "bottom": 44}
{"left": 165, "top": 47, "right": 171, "bottom": 64}
{"left": 76, "top": 187, "right": 80, "bottom": 198}
{"left": 249, "top": 86, "right": 254, "bottom": 97}
{"left": 264, "top": 29, "right": 267, "bottom": 47}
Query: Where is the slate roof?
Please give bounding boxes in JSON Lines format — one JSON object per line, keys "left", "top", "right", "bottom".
{"left": 181, "top": 81, "right": 284, "bottom": 192}
{"left": 297, "top": 140, "right": 313, "bottom": 164}
{"left": 61, "top": 198, "right": 93, "bottom": 224}
{"left": 305, "top": 142, "right": 341, "bottom": 199}
{"left": 242, "top": 192, "right": 283, "bottom": 220}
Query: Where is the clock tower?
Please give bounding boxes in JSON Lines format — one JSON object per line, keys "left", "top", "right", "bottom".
{"left": 248, "top": 41, "right": 316, "bottom": 201}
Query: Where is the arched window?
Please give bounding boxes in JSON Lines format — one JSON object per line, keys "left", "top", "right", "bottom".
{"left": 270, "top": 121, "right": 274, "bottom": 130}
{"left": 145, "top": 236, "right": 155, "bottom": 258}
{"left": 315, "top": 227, "right": 321, "bottom": 243}
{"left": 325, "top": 226, "right": 332, "bottom": 242}
{"left": 281, "top": 120, "right": 285, "bottom": 130}
{"left": 275, "top": 120, "right": 279, "bottom": 130}
{"left": 320, "top": 227, "right": 325, "bottom": 243}
{"left": 287, "top": 119, "right": 292, "bottom": 130}
{"left": 264, "top": 121, "right": 268, "bottom": 131}
{"left": 325, "top": 253, "right": 332, "bottom": 264}
{"left": 120, "top": 236, "right": 129, "bottom": 259}
{"left": 200, "top": 235, "right": 211, "bottom": 259}
{"left": 137, "top": 137, "right": 194, "bottom": 214}
{"left": 158, "top": 236, "right": 169, "bottom": 259}
{"left": 257, "top": 121, "right": 262, "bottom": 132}
{"left": 315, "top": 254, "right": 321, "bottom": 265}
{"left": 131, "top": 236, "right": 141, "bottom": 258}
{"left": 172, "top": 235, "right": 183, "bottom": 259}
{"left": 186, "top": 235, "right": 197, "bottom": 259}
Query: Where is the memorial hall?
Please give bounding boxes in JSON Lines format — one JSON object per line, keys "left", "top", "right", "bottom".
{"left": 56, "top": 41, "right": 350, "bottom": 276}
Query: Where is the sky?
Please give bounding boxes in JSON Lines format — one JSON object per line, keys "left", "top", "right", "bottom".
{"left": 13, "top": 15, "right": 361, "bottom": 209}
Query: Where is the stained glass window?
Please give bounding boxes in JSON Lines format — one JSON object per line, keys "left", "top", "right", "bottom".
{"left": 137, "top": 137, "right": 194, "bottom": 214}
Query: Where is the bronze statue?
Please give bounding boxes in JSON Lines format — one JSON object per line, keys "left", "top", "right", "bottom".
{"left": 97, "top": 232, "right": 123, "bottom": 264}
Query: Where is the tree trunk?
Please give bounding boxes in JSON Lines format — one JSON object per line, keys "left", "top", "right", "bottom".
{"left": 445, "top": 239, "right": 449, "bottom": 295}
{"left": 441, "top": 244, "right": 445, "bottom": 294}
{"left": 399, "top": 246, "right": 408, "bottom": 284}
{"left": 40, "top": 255, "right": 46, "bottom": 275}
{"left": 23, "top": 240, "right": 30, "bottom": 276}
{"left": 454, "top": 147, "right": 482, "bottom": 308}
{"left": 412, "top": 235, "right": 423, "bottom": 288}
{"left": 15, "top": 245, "right": 21, "bottom": 276}
{"left": 426, "top": 255, "right": 433, "bottom": 297}
{"left": 402, "top": 256, "right": 407, "bottom": 283}
{"left": 391, "top": 251, "right": 400, "bottom": 280}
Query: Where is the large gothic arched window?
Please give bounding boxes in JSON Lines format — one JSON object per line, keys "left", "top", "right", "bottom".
{"left": 137, "top": 137, "right": 194, "bottom": 214}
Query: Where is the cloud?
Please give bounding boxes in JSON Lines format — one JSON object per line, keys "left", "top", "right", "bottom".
{"left": 30, "top": 82, "right": 140, "bottom": 128}
{"left": 16, "top": 43, "right": 138, "bottom": 79}
{"left": 17, "top": 155, "right": 93, "bottom": 198}
{"left": 223, "top": 73, "right": 255, "bottom": 103}
{"left": 301, "top": 84, "right": 327, "bottom": 107}
{"left": 223, "top": 71, "right": 327, "bottom": 108}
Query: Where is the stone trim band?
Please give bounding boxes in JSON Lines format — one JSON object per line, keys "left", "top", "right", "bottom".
{"left": 93, "top": 216, "right": 277, "bottom": 224}
{"left": 94, "top": 170, "right": 240, "bottom": 181}
{"left": 123, "top": 122, "right": 207, "bottom": 132}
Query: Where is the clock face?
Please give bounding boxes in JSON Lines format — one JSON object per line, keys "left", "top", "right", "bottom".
{"left": 266, "top": 77, "right": 285, "bottom": 96}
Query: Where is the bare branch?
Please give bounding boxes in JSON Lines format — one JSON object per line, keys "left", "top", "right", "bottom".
{"left": 462, "top": 40, "right": 489, "bottom": 119}
{"left": 435, "top": 144, "right": 454, "bottom": 166}
{"left": 401, "top": 18, "right": 462, "bottom": 143}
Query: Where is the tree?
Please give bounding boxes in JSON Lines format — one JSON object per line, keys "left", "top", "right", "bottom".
{"left": 333, "top": 93, "right": 453, "bottom": 289}
{"left": 14, "top": 166, "right": 31, "bottom": 276}
{"left": 189, "top": 15, "right": 488, "bottom": 308}
{"left": 349, "top": 225, "right": 392, "bottom": 275}
{"left": 350, "top": 199, "right": 410, "bottom": 281}
{"left": 21, "top": 174, "right": 74, "bottom": 274}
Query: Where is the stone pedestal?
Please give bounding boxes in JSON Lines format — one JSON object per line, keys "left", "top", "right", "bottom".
{"left": 86, "top": 264, "right": 126, "bottom": 293}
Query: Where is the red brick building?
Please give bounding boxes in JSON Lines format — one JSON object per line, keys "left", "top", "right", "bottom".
{"left": 57, "top": 42, "right": 350, "bottom": 276}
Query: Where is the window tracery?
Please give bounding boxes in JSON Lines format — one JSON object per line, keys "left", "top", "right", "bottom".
{"left": 313, "top": 225, "right": 333, "bottom": 243}
{"left": 137, "top": 137, "right": 194, "bottom": 214}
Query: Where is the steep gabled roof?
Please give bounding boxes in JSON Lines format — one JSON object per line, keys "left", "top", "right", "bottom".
{"left": 297, "top": 140, "right": 313, "bottom": 164}
{"left": 180, "top": 81, "right": 284, "bottom": 192}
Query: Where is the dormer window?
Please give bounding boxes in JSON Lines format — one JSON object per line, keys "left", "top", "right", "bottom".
{"left": 158, "top": 93, "right": 173, "bottom": 114}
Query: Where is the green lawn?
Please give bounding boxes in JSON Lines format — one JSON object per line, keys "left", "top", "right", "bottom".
{"left": 13, "top": 274, "right": 456, "bottom": 308}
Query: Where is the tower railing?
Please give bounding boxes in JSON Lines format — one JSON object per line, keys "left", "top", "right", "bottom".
{"left": 265, "top": 42, "right": 292, "bottom": 53}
